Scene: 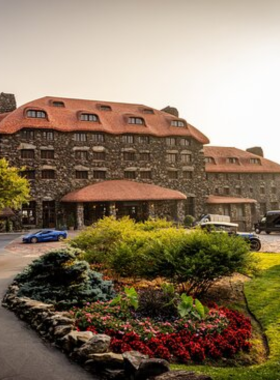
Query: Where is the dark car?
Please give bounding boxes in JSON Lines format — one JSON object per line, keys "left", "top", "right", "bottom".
{"left": 254, "top": 210, "right": 280, "bottom": 234}
{"left": 22, "top": 229, "right": 67, "bottom": 243}
{"left": 200, "top": 221, "right": 261, "bottom": 251}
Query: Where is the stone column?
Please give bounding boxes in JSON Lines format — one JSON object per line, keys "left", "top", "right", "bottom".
{"left": 109, "top": 202, "right": 117, "bottom": 218}
{"left": 76, "top": 203, "right": 84, "bottom": 230}
{"left": 177, "top": 200, "right": 185, "bottom": 224}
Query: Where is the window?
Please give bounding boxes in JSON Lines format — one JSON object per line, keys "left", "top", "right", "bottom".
{"left": 168, "top": 171, "right": 178, "bottom": 179}
{"left": 124, "top": 171, "right": 136, "bottom": 179}
{"left": 80, "top": 113, "right": 99, "bottom": 122}
{"left": 22, "top": 201, "right": 36, "bottom": 225}
{"left": 20, "top": 129, "right": 34, "bottom": 140}
{"left": 183, "top": 171, "right": 193, "bottom": 179}
{"left": 235, "top": 186, "right": 242, "bottom": 195}
{"left": 166, "top": 153, "right": 178, "bottom": 163}
{"left": 224, "top": 187, "right": 230, "bottom": 195}
{"left": 75, "top": 170, "right": 88, "bottom": 179}
{"left": 140, "top": 171, "right": 152, "bottom": 179}
{"left": 272, "top": 187, "right": 277, "bottom": 194}
{"left": 236, "top": 205, "right": 245, "bottom": 218}
{"left": 26, "top": 110, "right": 47, "bottom": 118}
{"left": 171, "top": 120, "right": 185, "bottom": 127}
{"left": 99, "top": 105, "right": 112, "bottom": 111}
{"left": 181, "top": 153, "right": 192, "bottom": 163}
{"left": 250, "top": 158, "right": 261, "bottom": 165}
{"left": 42, "top": 130, "right": 54, "bottom": 140}
{"left": 214, "top": 187, "right": 220, "bottom": 195}
{"left": 250, "top": 187, "right": 254, "bottom": 195}
{"left": 92, "top": 133, "right": 105, "bottom": 143}
{"left": 93, "top": 170, "right": 106, "bottom": 179}
{"left": 260, "top": 186, "right": 265, "bottom": 195}
{"left": 185, "top": 197, "right": 195, "bottom": 216}
{"left": 180, "top": 138, "right": 190, "bottom": 146}
{"left": 21, "top": 149, "right": 35, "bottom": 159}
{"left": 122, "top": 135, "right": 134, "bottom": 144}
{"left": 204, "top": 157, "right": 214, "bottom": 163}
{"left": 138, "top": 135, "right": 150, "bottom": 144}
{"left": 128, "top": 117, "right": 144, "bottom": 125}
{"left": 166, "top": 137, "right": 176, "bottom": 146}
{"left": 41, "top": 150, "right": 54, "bottom": 159}
{"left": 74, "top": 133, "right": 87, "bottom": 142}
{"left": 21, "top": 170, "right": 35, "bottom": 180}
{"left": 75, "top": 150, "right": 88, "bottom": 160}
{"left": 140, "top": 152, "right": 150, "bottom": 161}
{"left": 123, "top": 152, "right": 136, "bottom": 161}
{"left": 93, "top": 151, "right": 105, "bottom": 160}
{"left": 226, "top": 157, "right": 238, "bottom": 164}
{"left": 52, "top": 101, "right": 65, "bottom": 107}
{"left": 42, "top": 170, "right": 55, "bottom": 179}
{"left": 271, "top": 202, "right": 278, "bottom": 210}
{"left": 142, "top": 108, "right": 154, "bottom": 114}
{"left": 222, "top": 204, "right": 231, "bottom": 216}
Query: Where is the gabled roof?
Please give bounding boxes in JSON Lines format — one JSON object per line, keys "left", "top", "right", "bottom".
{"left": 204, "top": 146, "right": 280, "bottom": 173}
{"left": 206, "top": 195, "right": 257, "bottom": 204}
{"left": 61, "top": 180, "right": 187, "bottom": 202}
{"left": 0, "top": 96, "right": 209, "bottom": 144}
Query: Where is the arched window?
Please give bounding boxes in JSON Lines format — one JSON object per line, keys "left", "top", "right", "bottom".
{"left": 79, "top": 113, "right": 99, "bottom": 122}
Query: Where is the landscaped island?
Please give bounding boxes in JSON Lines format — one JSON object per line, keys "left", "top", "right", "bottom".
{"left": 3, "top": 217, "right": 279, "bottom": 379}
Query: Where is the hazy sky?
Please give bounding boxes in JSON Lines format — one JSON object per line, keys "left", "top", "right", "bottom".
{"left": 1, "top": 0, "right": 280, "bottom": 162}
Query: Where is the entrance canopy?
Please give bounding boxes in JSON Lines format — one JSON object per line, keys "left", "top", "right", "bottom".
{"left": 61, "top": 180, "right": 187, "bottom": 203}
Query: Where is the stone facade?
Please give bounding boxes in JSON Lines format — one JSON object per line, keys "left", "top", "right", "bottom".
{"left": 0, "top": 118, "right": 206, "bottom": 228}
{"left": 1, "top": 94, "right": 280, "bottom": 231}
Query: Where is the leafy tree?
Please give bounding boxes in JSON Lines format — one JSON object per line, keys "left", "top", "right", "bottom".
{"left": 0, "top": 158, "right": 30, "bottom": 211}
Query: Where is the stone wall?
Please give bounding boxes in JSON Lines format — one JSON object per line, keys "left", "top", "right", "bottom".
{"left": 0, "top": 129, "right": 205, "bottom": 227}
{"left": 205, "top": 172, "right": 280, "bottom": 230}
{"left": 0, "top": 92, "right": 16, "bottom": 113}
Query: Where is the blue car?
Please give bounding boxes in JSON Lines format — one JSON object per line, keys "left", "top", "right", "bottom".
{"left": 22, "top": 229, "right": 68, "bottom": 244}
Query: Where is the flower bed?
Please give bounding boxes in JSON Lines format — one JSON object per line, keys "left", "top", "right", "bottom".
{"left": 71, "top": 301, "right": 252, "bottom": 364}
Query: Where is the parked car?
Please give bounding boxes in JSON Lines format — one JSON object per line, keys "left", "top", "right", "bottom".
{"left": 22, "top": 229, "right": 67, "bottom": 243}
{"left": 254, "top": 210, "right": 280, "bottom": 234}
{"left": 200, "top": 221, "right": 261, "bottom": 251}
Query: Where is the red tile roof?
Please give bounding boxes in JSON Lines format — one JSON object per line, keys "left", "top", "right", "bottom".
{"left": 206, "top": 195, "right": 257, "bottom": 204}
{"left": 0, "top": 96, "right": 209, "bottom": 144}
{"left": 61, "top": 180, "right": 187, "bottom": 202}
{"left": 204, "top": 146, "right": 280, "bottom": 173}
{"left": 0, "top": 112, "right": 10, "bottom": 122}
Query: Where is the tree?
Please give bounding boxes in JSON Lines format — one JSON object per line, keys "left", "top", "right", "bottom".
{"left": 0, "top": 158, "right": 30, "bottom": 211}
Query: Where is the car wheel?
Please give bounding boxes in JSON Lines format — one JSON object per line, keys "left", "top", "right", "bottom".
{"left": 250, "top": 238, "right": 261, "bottom": 252}
{"left": 266, "top": 231, "right": 271, "bottom": 235}
{"left": 255, "top": 228, "right": 261, "bottom": 234}
{"left": 57, "top": 235, "right": 64, "bottom": 241}
{"left": 31, "top": 237, "right": 38, "bottom": 244}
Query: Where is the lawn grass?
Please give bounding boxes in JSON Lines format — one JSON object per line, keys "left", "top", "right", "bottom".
{"left": 171, "top": 252, "right": 280, "bottom": 380}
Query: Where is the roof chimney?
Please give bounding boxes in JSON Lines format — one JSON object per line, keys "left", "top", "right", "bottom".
{"left": 0, "top": 93, "right": 17, "bottom": 114}
{"left": 161, "top": 106, "right": 179, "bottom": 117}
{"left": 246, "top": 147, "right": 264, "bottom": 157}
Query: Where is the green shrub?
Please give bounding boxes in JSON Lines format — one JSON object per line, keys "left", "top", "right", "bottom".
{"left": 15, "top": 247, "right": 114, "bottom": 309}
{"left": 183, "top": 215, "right": 195, "bottom": 227}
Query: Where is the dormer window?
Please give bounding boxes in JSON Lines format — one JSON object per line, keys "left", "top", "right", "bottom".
{"left": 80, "top": 113, "right": 99, "bottom": 122}
{"left": 226, "top": 157, "right": 238, "bottom": 164}
{"left": 26, "top": 110, "right": 47, "bottom": 119}
{"left": 142, "top": 108, "right": 154, "bottom": 114}
{"left": 52, "top": 101, "right": 65, "bottom": 107}
{"left": 204, "top": 157, "right": 215, "bottom": 164}
{"left": 171, "top": 120, "right": 185, "bottom": 127}
{"left": 128, "top": 117, "right": 144, "bottom": 125}
{"left": 99, "top": 105, "right": 112, "bottom": 111}
{"left": 250, "top": 158, "right": 261, "bottom": 165}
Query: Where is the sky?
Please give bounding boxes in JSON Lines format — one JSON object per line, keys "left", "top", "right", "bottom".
{"left": 1, "top": 0, "right": 280, "bottom": 162}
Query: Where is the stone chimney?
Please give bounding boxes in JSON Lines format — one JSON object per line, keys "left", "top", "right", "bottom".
{"left": 161, "top": 106, "right": 179, "bottom": 117}
{"left": 0, "top": 93, "right": 17, "bottom": 114}
{"left": 246, "top": 147, "right": 264, "bottom": 157}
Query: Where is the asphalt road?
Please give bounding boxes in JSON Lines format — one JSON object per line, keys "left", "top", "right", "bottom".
{"left": 0, "top": 234, "right": 98, "bottom": 380}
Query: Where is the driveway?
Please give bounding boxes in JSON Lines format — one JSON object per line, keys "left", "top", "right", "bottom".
{"left": 0, "top": 233, "right": 98, "bottom": 380}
